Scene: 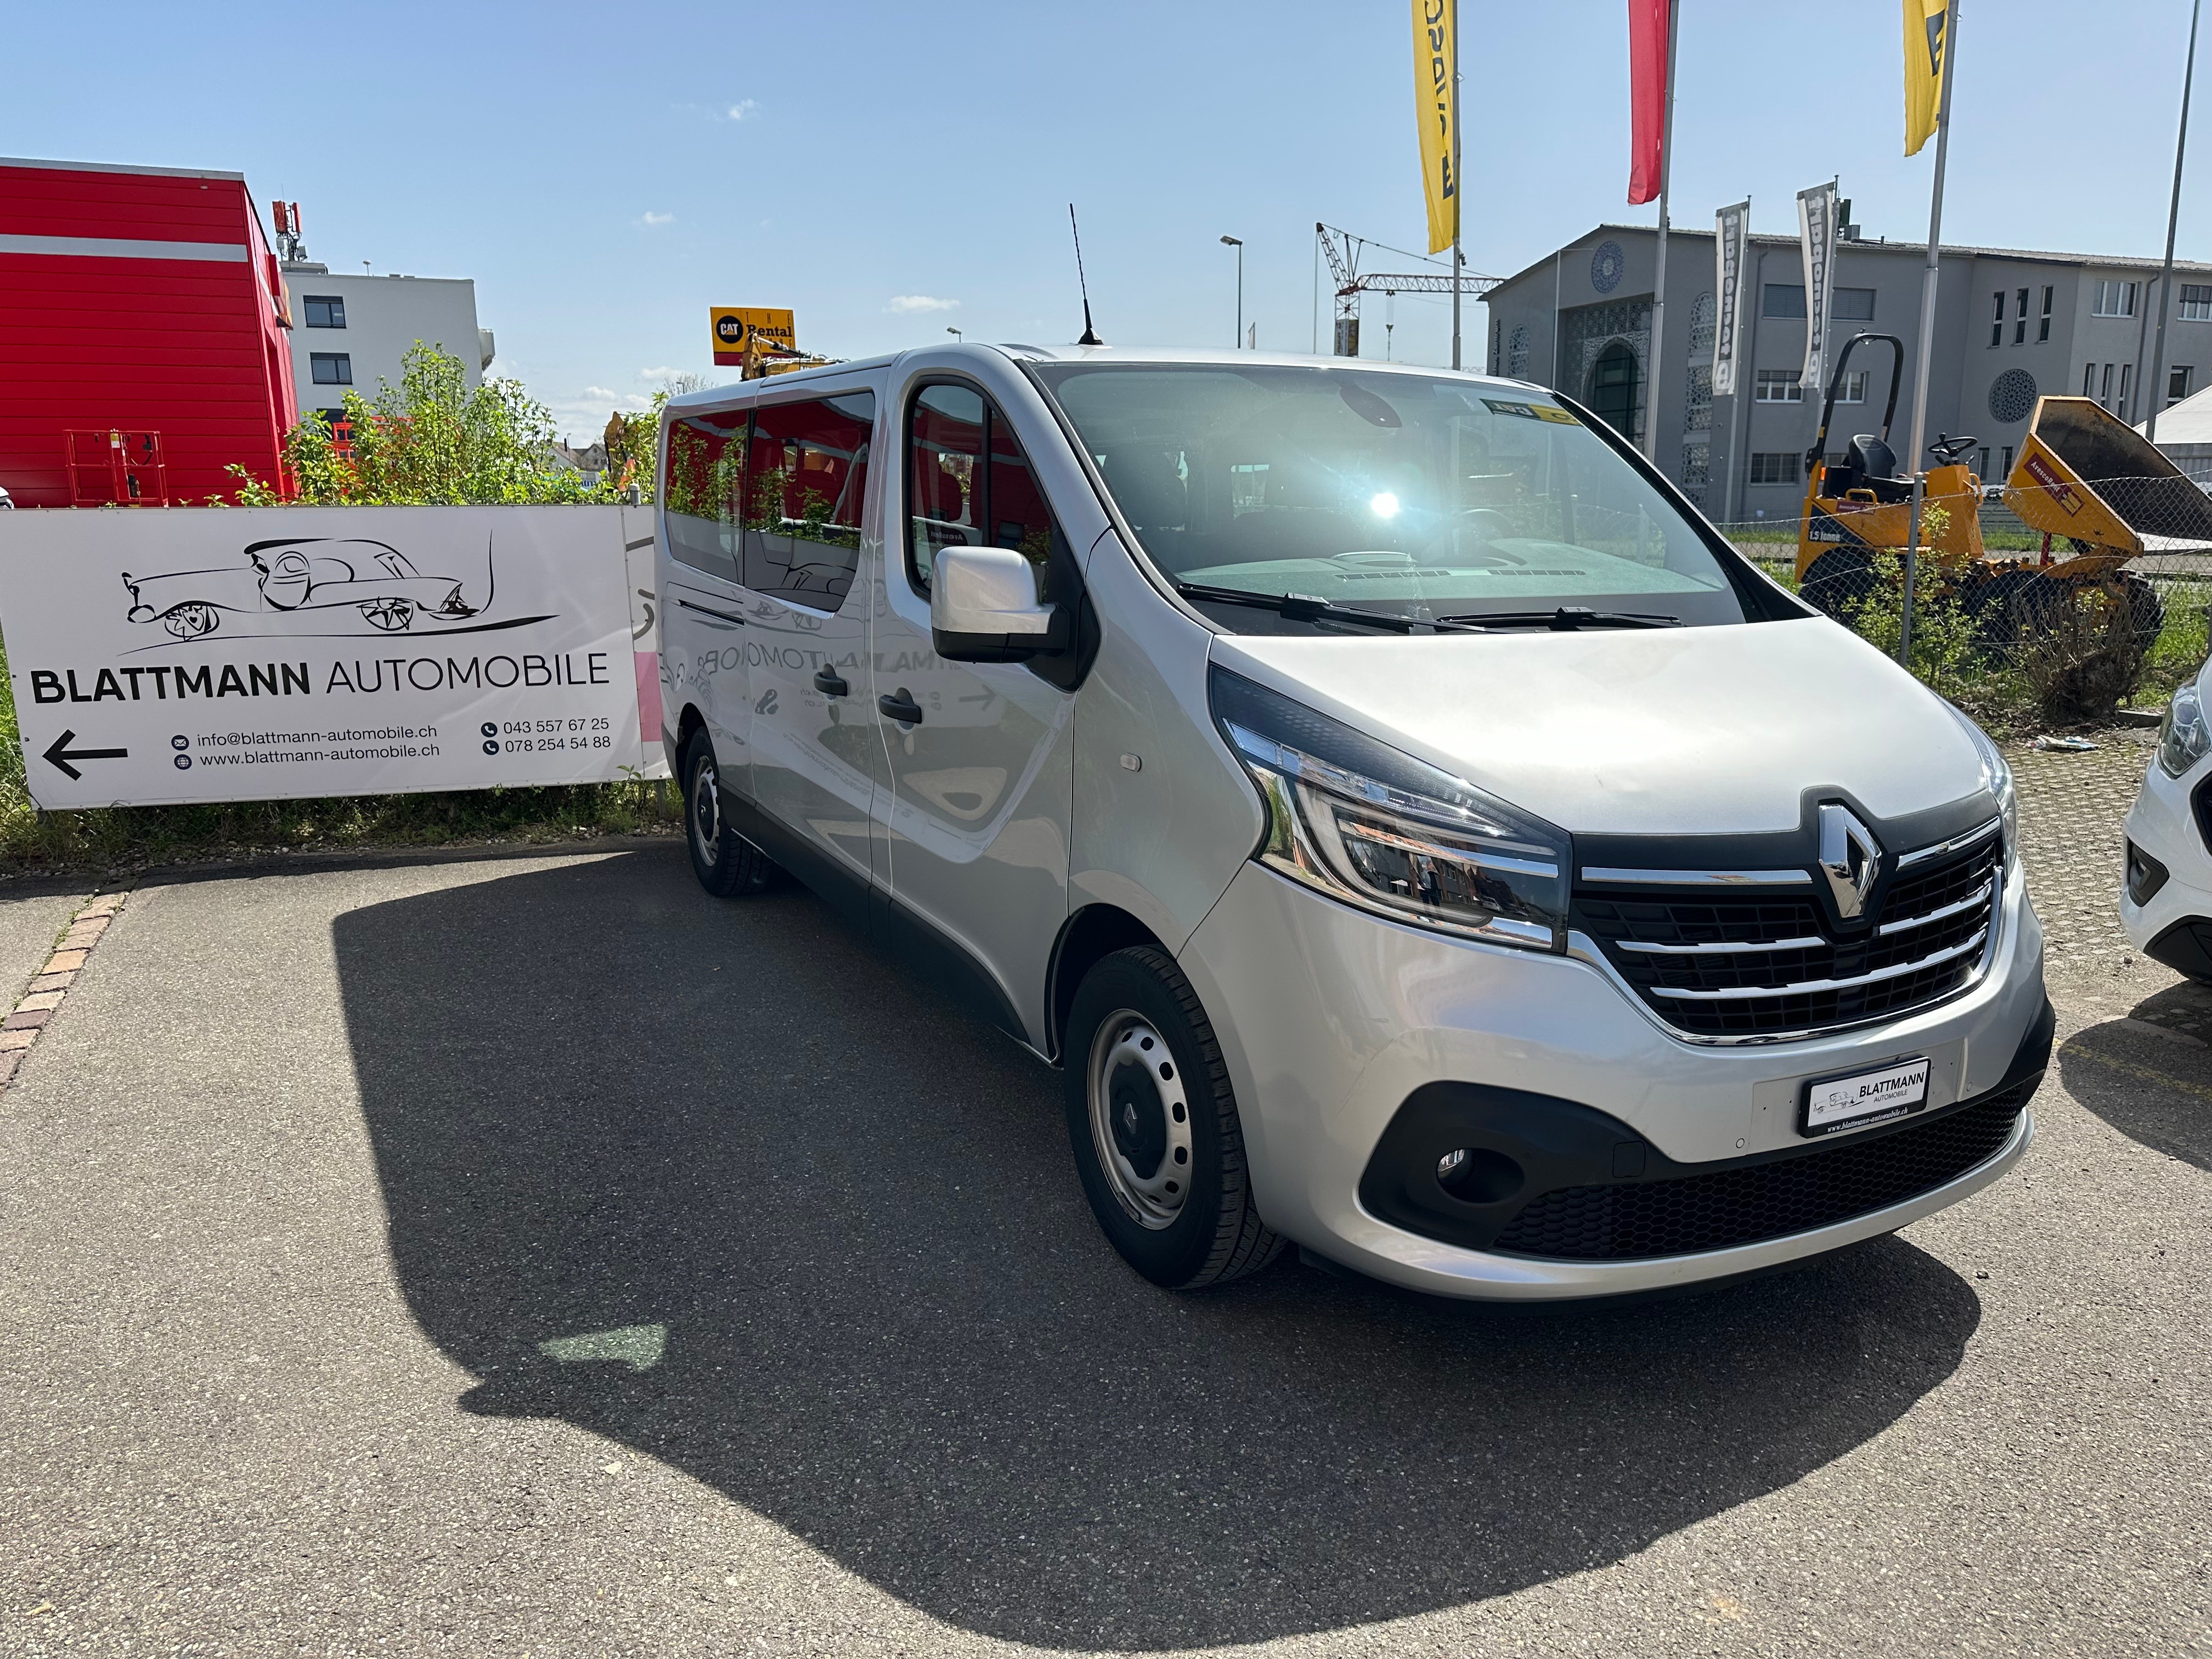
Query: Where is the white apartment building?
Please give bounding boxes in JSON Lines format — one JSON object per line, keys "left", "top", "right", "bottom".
{"left": 279, "top": 261, "right": 495, "bottom": 423}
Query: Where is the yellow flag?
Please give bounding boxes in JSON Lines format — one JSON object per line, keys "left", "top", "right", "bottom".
{"left": 1904, "top": 0, "right": 1949, "bottom": 156}
{"left": 1413, "top": 0, "right": 1457, "bottom": 253}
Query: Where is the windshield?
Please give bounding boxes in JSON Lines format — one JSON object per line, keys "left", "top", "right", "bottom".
{"left": 1032, "top": 363, "right": 1757, "bottom": 627}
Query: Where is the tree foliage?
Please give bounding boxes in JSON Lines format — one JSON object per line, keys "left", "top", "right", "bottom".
{"left": 229, "top": 343, "right": 649, "bottom": 507}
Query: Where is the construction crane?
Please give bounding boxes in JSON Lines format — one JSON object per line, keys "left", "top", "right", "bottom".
{"left": 1315, "top": 222, "right": 1500, "bottom": 359}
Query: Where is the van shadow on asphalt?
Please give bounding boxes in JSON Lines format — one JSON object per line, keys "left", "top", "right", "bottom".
{"left": 333, "top": 845, "right": 1982, "bottom": 1651}
{"left": 2057, "top": 997, "right": 2212, "bottom": 1173}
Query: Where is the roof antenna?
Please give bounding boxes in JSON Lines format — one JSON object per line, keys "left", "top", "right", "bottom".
{"left": 1069, "top": 204, "right": 1103, "bottom": 346}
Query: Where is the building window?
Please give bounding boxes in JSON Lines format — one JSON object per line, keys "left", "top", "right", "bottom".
{"left": 2014, "top": 287, "right": 2030, "bottom": 345}
{"left": 309, "top": 352, "right": 353, "bottom": 385}
{"left": 302, "top": 295, "right": 346, "bottom": 329}
{"left": 2039, "top": 285, "right": 2054, "bottom": 342}
{"left": 2001, "top": 445, "right": 2015, "bottom": 476}
{"left": 1835, "top": 370, "right": 1869, "bottom": 404}
{"left": 2101, "top": 362, "right": 2115, "bottom": 407}
{"left": 1990, "top": 291, "right": 2004, "bottom": 347}
{"left": 1831, "top": 287, "right": 1876, "bottom": 321}
{"left": 2084, "top": 362, "right": 2097, "bottom": 397}
{"left": 1506, "top": 324, "right": 1530, "bottom": 378}
{"left": 1754, "top": 369, "right": 1803, "bottom": 403}
{"left": 2171, "top": 364, "right": 2195, "bottom": 405}
{"left": 1748, "top": 451, "right": 1800, "bottom": 485}
{"left": 1762, "top": 283, "right": 1807, "bottom": 319}
{"left": 1684, "top": 364, "right": 1713, "bottom": 432}
{"left": 1681, "top": 442, "right": 1711, "bottom": 495}
{"left": 2093, "top": 279, "right": 2138, "bottom": 318}
{"left": 2182, "top": 284, "right": 2212, "bottom": 321}
{"left": 2120, "top": 362, "right": 2134, "bottom": 420}
{"left": 1977, "top": 445, "right": 1991, "bottom": 477}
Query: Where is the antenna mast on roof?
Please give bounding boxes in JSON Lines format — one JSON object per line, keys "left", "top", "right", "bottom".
{"left": 1069, "top": 204, "right": 1103, "bottom": 346}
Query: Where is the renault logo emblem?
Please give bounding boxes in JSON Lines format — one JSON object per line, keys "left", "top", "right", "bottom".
{"left": 1818, "top": 803, "right": 1884, "bottom": 921}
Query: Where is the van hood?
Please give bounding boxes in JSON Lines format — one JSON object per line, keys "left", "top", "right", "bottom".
{"left": 1210, "top": 616, "right": 1985, "bottom": 836}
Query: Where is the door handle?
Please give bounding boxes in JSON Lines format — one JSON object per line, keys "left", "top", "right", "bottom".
{"left": 878, "top": 687, "right": 924, "bottom": 725}
{"left": 814, "top": 667, "right": 850, "bottom": 697}
{"left": 675, "top": 597, "right": 745, "bottom": 625}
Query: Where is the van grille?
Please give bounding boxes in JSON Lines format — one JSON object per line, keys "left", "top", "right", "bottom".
{"left": 1492, "top": 1084, "right": 2030, "bottom": 1262}
{"left": 1576, "top": 826, "right": 2001, "bottom": 1039}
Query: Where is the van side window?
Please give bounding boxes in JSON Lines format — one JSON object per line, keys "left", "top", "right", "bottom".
{"left": 906, "top": 382, "right": 1059, "bottom": 590}
{"left": 661, "top": 408, "right": 747, "bottom": 582}
{"left": 742, "top": 391, "right": 874, "bottom": 608}
{"left": 909, "top": 384, "right": 984, "bottom": 588}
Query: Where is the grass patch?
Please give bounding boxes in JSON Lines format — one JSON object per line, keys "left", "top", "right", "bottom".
{"left": 0, "top": 642, "right": 678, "bottom": 877}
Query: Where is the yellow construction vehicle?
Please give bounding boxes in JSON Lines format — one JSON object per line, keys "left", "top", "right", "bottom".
{"left": 1791, "top": 334, "right": 2183, "bottom": 647}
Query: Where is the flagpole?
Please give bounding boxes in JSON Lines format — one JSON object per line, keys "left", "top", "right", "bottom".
{"left": 1450, "top": 0, "right": 1464, "bottom": 370}
{"left": 1645, "top": 0, "right": 1678, "bottom": 458}
{"left": 2149, "top": 0, "right": 2203, "bottom": 444}
{"left": 1901, "top": 0, "right": 1960, "bottom": 668}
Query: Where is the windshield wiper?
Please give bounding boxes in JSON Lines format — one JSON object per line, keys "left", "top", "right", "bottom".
{"left": 1436, "top": 606, "right": 1682, "bottom": 631}
{"left": 1175, "top": 580, "right": 1475, "bottom": 634}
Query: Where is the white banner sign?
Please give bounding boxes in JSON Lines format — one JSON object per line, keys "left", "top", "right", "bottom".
{"left": 1712, "top": 199, "right": 1750, "bottom": 399}
{"left": 1798, "top": 180, "right": 1837, "bottom": 400}
{"left": 0, "top": 505, "right": 644, "bottom": 810}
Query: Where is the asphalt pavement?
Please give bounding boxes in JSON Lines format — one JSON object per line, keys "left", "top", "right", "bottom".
{"left": 0, "top": 838, "right": 2206, "bottom": 1657}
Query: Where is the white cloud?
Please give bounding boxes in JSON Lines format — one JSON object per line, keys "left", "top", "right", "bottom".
{"left": 581, "top": 385, "right": 623, "bottom": 399}
{"left": 888, "top": 294, "right": 960, "bottom": 314}
{"left": 638, "top": 211, "right": 674, "bottom": 227}
{"left": 638, "top": 366, "right": 682, "bottom": 380}
{"left": 725, "top": 99, "right": 759, "bottom": 121}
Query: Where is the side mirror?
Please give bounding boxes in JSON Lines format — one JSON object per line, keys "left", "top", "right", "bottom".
{"left": 930, "top": 544, "right": 1062, "bottom": 662}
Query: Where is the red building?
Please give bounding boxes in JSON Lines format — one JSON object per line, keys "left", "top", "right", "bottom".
{"left": 0, "top": 156, "right": 297, "bottom": 507}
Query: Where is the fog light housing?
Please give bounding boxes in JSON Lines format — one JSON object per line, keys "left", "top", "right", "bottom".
{"left": 2126, "top": 839, "right": 2171, "bottom": 907}
{"left": 1436, "top": 1147, "right": 1524, "bottom": 1205}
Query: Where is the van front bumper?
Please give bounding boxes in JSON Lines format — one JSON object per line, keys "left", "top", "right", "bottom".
{"left": 1177, "top": 858, "right": 2048, "bottom": 1301}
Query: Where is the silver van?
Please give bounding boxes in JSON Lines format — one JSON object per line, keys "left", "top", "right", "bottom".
{"left": 654, "top": 345, "right": 2050, "bottom": 1301}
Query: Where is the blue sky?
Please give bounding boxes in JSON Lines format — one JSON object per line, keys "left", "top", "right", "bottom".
{"left": 8, "top": 1, "right": 2209, "bottom": 440}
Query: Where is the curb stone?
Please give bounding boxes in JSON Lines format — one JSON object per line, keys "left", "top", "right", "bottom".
{"left": 0, "top": 890, "right": 126, "bottom": 1094}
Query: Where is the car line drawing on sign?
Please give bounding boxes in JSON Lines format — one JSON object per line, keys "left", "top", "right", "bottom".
{"left": 122, "top": 539, "right": 482, "bottom": 639}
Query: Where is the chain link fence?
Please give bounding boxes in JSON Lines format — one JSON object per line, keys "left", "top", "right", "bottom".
{"left": 1709, "top": 470, "right": 2212, "bottom": 726}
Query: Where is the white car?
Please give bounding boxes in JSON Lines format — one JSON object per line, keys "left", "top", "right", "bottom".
{"left": 2121, "top": 665, "right": 2212, "bottom": 976}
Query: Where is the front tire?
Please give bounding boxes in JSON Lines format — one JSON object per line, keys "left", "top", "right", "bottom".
{"left": 683, "top": 732, "right": 774, "bottom": 898}
{"left": 1064, "top": 946, "right": 1284, "bottom": 1289}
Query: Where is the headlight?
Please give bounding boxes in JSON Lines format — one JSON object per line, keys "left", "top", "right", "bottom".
{"left": 1949, "top": 703, "right": 2019, "bottom": 876}
{"left": 2159, "top": 683, "right": 2209, "bottom": 778}
{"left": 1209, "top": 666, "right": 1569, "bottom": 951}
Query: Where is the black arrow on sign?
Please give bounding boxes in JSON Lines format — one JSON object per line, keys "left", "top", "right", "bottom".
{"left": 43, "top": 730, "right": 129, "bottom": 781}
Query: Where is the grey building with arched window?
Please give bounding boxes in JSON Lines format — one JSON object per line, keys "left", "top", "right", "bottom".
{"left": 1480, "top": 223, "right": 2212, "bottom": 523}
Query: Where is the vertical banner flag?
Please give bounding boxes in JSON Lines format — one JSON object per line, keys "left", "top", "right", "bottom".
{"left": 1904, "top": 0, "right": 1949, "bottom": 156}
{"left": 1627, "top": 0, "right": 1669, "bottom": 205}
{"left": 1797, "top": 181, "right": 1837, "bottom": 397}
{"left": 1712, "top": 200, "right": 1750, "bottom": 398}
{"left": 1413, "top": 0, "right": 1458, "bottom": 254}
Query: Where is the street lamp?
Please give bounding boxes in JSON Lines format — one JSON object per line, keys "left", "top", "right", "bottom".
{"left": 946, "top": 327, "right": 963, "bottom": 341}
{"left": 1220, "top": 235, "right": 1243, "bottom": 348}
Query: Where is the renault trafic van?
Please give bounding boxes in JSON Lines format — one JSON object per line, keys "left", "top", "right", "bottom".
{"left": 654, "top": 345, "right": 2050, "bottom": 1300}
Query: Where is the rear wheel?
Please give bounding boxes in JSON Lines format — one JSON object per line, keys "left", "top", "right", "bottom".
{"left": 683, "top": 732, "right": 774, "bottom": 898}
{"left": 2118, "top": 571, "right": 2165, "bottom": 650}
{"left": 1969, "top": 566, "right": 2062, "bottom": 652}
{"left": 1799, "top": 546, "right": 1878, "bottom": 622}
{"left": 1064, "top": 947, "right": 1284, "bottom": 1290}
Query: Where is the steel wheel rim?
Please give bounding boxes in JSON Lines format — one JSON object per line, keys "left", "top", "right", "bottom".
{"left": 691, "top": 757, "right": 721, "bottom": 867}
{"left": 1087, "top": 1010, "right": 1193, "bottom": 1230}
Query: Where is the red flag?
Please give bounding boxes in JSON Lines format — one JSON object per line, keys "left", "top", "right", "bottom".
{"left": 1627, "top": 0, "right": 1669, "bottom": 204}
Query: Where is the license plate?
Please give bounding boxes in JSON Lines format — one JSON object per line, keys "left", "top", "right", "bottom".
{"left": 1801, "top": 1056, "right": 1932, "bottom": 1137}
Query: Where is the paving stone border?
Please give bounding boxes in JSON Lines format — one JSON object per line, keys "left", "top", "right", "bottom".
{"left": 0, "top": 891, "right": 126, "bottom": 1095}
